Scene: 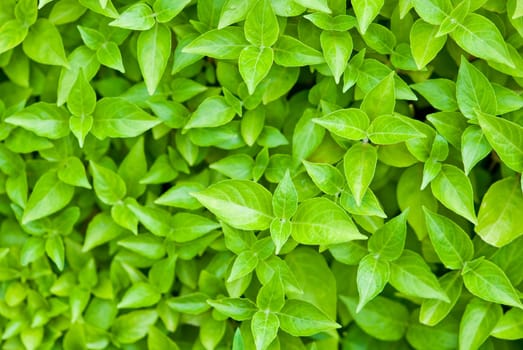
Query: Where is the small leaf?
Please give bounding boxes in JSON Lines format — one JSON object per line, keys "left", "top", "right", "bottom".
{"left": 109, "top": 3, "right": 155, "bottom": 31}
{"left": 207, "top": 298, "right": 257, "bottom": 321}
{"left": 351, "top": 0, "right": 384, "bottom": 33}
{"left": 420, "top": 271, "right": 463, "bottom": 326}
{"left": 89, "top": 161, "right": 126, "bottom": 205}
{"left": 312, "top": 108, "right": 369, "bottom": 140}
{"left": 320, "top": 30, "right": 353, "bottom": 84}
{"left": 251, "top": 311, "right": 279, "bottom": 350}
{"left": 192, "top": 180, "right": 273, "bottom": 231}
{"left": 291, "top": 198, "right": 367, "bottom": 245}
{"left": 356, "top": 254, "right": 390, "bottom": 312}
{"left": 368, "top": 211, "right": 408, "bottom": 261}
{"left": 343, "top": 142, "right": 378, "bottom": 206}
{"left": 239, "top": 46, "right": 273, "bottom": 95}
{"left": 22, "top": 19, "right": 68, "bottom": 67}
{"left": 361, "top": 72, "right": 395, "bottom": 120}
{"left": 167, "top": 293, "right": 210, "bottom": 314}
{"left": 228, "top": 250, "right": 259, "bottom": 282}
{"left": 303, "top": 161, "right": 345, "bottom": 195}
{"left": 461, "top": 125, "right": 492, "bottom": 175}
{"left": 411, "top": 79, "right": 457, "bottom": 111}
{"left": 58, "top": 157, "right": 91, "bottom": 189}
{"left": 183, "top": 27, "right": 248, "bottom": 59}
{"left": 67, "top": 69, "right": 97, "bottom": 118}
{"left": 83, "top": 212, "right": 125, "bottom": 251}
{"left": 368, "top": 114, "right": 426, "bottom": 144}
{"left": 118, "top": 282, "right": 161, "bottom": 309}
{"left": 184, "top": 96, "right": 236, "bottom": 129}
{"left": 112, "top": 310, "right": 158, "bottom": 344}
{"left": 278, "top": 300, "right": 340, "bottom": 336}
{"left": 476, "top": 112, "right": 523, "bottom": 173}
{"left": 273, "top": 35, "right": 325, "bottom": 67}
{"left": 244, "top": 0, "right": 279, "bottom": 47}
{"left": 410, "top": 19, "right": 447, "bottom": 69}
{"left": 412, "top": 0, "right": 452, "bottom": 25}
{"left": 5, "top": 102, "right": 69, "bottom": 139}
{"left": 430, "top": 164, "right": 476, "bottom": 224}
{"left": 491, "top": 308, "right": 523, "bottom": 340}
{"left": 423, "top": 207, "right": 474, "bottom": 269}
{"left": 23, "top": 171, "right": 74, "bottom": 224}
{"left": 456, "top": 58, "right": 497, "bottom": 119}
{"left": 137, "top": 23, "right": 172, "bottom": 95}
{"left": 390, "top": 250, "right": 449, "bottom": 302}
{"left": 272, "top": 170, "right": 298, "bottom": 219}
{"left": 459, "top": 298, "right": 502, "bottom": 350}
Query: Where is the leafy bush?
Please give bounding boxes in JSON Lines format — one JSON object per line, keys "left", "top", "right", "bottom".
{"left": 2, "top": 0, "right": 523, "bottom": 349}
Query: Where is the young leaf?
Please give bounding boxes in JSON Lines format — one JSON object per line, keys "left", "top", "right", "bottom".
{"left": 368, "top": 114, "right": 426, "bottom": 144}
{"left": 312, "top": 108, "right": 369, "bottom": 141}
{"left": 92, "top": 98, "right": 161, "bottom": 139}
{"left": 351, "top": 0, "right": 384, "bottom": 33}
{"left": 5, "top": 102, "right": 69, "bottom": 139}
{"left": 22, "top": 19, "right": 68, "bottom": 67}
{"left": 320, "top": 30, "right": 353, "bottom": 84}
{"left": 273, "top": 35, "right": 325, "bottom": 67}
{"left": 356, "top": 254, "right": 390, "bottom": 312}
{"left": 89, "top": 161, "right": 126, "bottom": 205}
{"left": 183, "top": 27, "right": 248, "bottom": 60}
{"left": 228, "top": 250, "right": 258, "bottom": 282}
{"left": 219, "top": 0, "right": 256, "bottom": 28}
{"left": 430, "top": 164, "right": 477, "bottom": 224}
{"left": 207, "top": 298, "right": 257, "bottom": 321}
{"left": 476, "top": 113, "right": 523, "bottom": 173}
{"left": 112, "top": 310, "right": 158, "bottom": 344}
{"left": 137, "top": 23, "right": 172, "bottom": 95}
{"left": 257, "top": 277, "right": 285, "bottom": 312}
{"left": 58, "top": 157, "right": 92, "bottom": 189}
{"left": 390, "top": 250, "right": 449, "bottom": 302}
{"left": 343, "top": 142, "right": 378, "bottom": 206}
{"left": 22, "top": 171, "right": 74, "bottom": 224}
{"left": 291, "top": 198, "right": 367, "bottom": 245}
{"left": 0, "top": 20, "right": 28, "bottom": 55}
{"left": 191, "top": 179, "right": 273, "bottom": 231}
{"left": 272, "top": 170, "right": 298, "bottom": 219}
{"left": 278, "top": 300, "right": 340, "bottom": 336}
{"left": 239, "top": 46, "right": 273, "bottom": 95}
{"left": 153, "top": 0, "right": 191, "bottom": 23}
{"left": 184, "top": 96, "right": 236, "bottom": 129}
{"left": 410, "top": 19, "right": 447, "bottom": 69}
{"left": 456, "top": 58, "right": 497, "bottom": 120}
{"left": 423, "top": 207, "right": 474, "bottom": 269}
{"left": 293, "top": 0, "right": 331, "bottom": 14}
{"left": 476, "top": 177, "right": 523, "bottom": 247}
{"left": 459, "top": 298, "right": 502, "bottom": 350}
{"left": 361, "top": 72, "right": 395, "bottom": 120}
{"left": 244, "top": 0, "right": 279, "bottom": 47}
{"left": 367, "top": 211, "right": 408, "bottom": 261}
{"left": 411, "top": 79, "right": 458, "bottom": 111}
{"left": 67, "top": 69, "right": 97, "bottom": 118}
{"left": 461, "top": 125, "right": 492, "bottom": 175}
{"left": 462, "top": 258, "right": 523, "bottom": 309}
{"left": 117, "top": 282, "right": 161, "bottom": 309}
{"left": 412, "top": 0, "right": 452, "bottom": 25}
{"left": 109, "top": 3, "right": 155, "bottom": 31}
{"left": 303, "top": 161, "right": 345, "bottom": 195}
{"left": 251, "top": 311, "right": 279, "bottom": 350}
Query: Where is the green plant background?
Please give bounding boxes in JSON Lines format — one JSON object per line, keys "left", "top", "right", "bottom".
{"left": 1, "top": 0, "right": 523, "bottom": 349}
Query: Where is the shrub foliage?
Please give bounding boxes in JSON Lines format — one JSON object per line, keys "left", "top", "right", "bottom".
{"left": 1, "top": 0, "right": 523, "bottom": 349}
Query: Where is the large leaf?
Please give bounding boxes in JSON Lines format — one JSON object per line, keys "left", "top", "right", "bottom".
{"left": 476, "top": 177, "right": 523, "bottom": 247}
{"left": 459, "top": 298, "right": 502, "bottom": 350}
{"left": 291, "top": 197, "right": 367, "bottom": 245}
{"left": 244, "top": 0, "right": 278, "bottom": 47}
{"left": 137, "top": 23, "right": 172, "bottom": 95}
{"left": 191, "top": 180, "right": 273, "bottom": 231}
{"left": 22, "top": 19, "right": 68, "bottom": 67}
{"left": 5, "top": 102, "right": 69, "bottom": 139}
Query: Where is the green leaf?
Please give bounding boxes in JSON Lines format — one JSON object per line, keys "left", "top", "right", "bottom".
{"left": 390, "top": 250, "right": 449, "bottom": 301}
{"left": 22, "top": 171, "right": 74, "bottom": 224}
{"left": 304, "top": 13, "right": 357, "bottom": 31}
{"left": 312, "top": 108, "right": 369, "bottom": 141}
{"left": 183, "top": 27, "right": 248, "bottom": 59}
{"left": 126, "top": 202, "right": 172, "bottom": 237}
{"left": 340, "top": 295, "right": 409, "bottom": 341}
{"left": 67, "top": 69, "right": 97, "bottom": 118}
{"left": 362, "top": 23, "right": 396, "bottom": 55}
{"left": 411, "top": 79, "right": 457, "bottom": 111}
{"left": 291, "top": 197, "right": 367, "bottom": 245}
{"left": 83, "top": 212, "right": 125, "bottom": 251}
{"left": 368, "top": 114, "right": 426, "bottom": 144}
{"left": 320, "top": 30, "right": 352, "bottom": 84}
{"left": 368, "top": 211, "right": 408, "bottom": 261}
{"left": 251, "top": 311, "right": 279, "bottom": 350}
{"left": 361, "top": 72, "right": 395, "bottom": 120}
{"left": 167, "top": 292, "right": 210, "bottom": 314}
{"left": 343, "top": 142, "right": 378, "bottom": 206}
{"left": 356, "top": 254, "right": 390, "bottom": 312}
{"left": 351, "top": 0, "right": 384, "bottom": 33}
{"left": 278, "top": 299, "right": 340, "bottom": 336}
{"left": 491, "top": 308, "right": 523, "bottom": 340}
{"left": 450, "top": 14, "right": 514, "bottom": 67}
{"left": 292, "top": 109, "right": 325, "bottom": 162}
{"left": 410, "top": 19, "right": 447, "bottom": 69}
{"left": 272, "top": 170, "right": 298, "bottom": 219}
{"left": 170, "top": 212, "right": 220, "bottom": 242}
{"left": 46, "top": 235, "right": 65, "bottom": 271}
{"left": 423, "top": 207, "right": 474, "bottom": 269}
{"left": 461, "top": 125, "right": 491, "bottom": 175}
{"left": 77, "top": 26, "right": 104, "bottom": 50}
{"left": 219, "top": 0, "right": 256, "bottom": 28}
{"left": 207, "top": 298, "right": 257, "bottom": 321}
{"left": 137, "top": 23, "right": 172, "bottom": 95}
{"left": 239, "top": 46, "right": 273, "bottom": 95}
{"left": 97, "top": 41, "right": 125, "bottom": 73}
{"left": 118, "top": 234, "right": 165, "bottom": 259}
{"left": 293, "top": 0, "right": 331, "bottom": 14}
{"left": 118, "top": 282, "right": 161, "bottom": 309}
{"left": 430, "top": 164, "right": 476, "bottom": 224}
{"left": 69, "top": 115, "right": 93, "bottom": 147}
{"left": 185, "top": 96, "right": 236, "bottom": 129}
{"left": 192, "top": 179, "right": 273, "bottom": 231}
{"left": 0, "top": 20, "right": 28, "bottom": 55}
{"left": 477, "top": 113, "right": 523, "bottom": 173}
{"left": 456, "top": 58, "right": 497, "bottom": 120}
{"left": 153, "top": 0, "right": 191, "bottom": 23}
{"left": 228, "top": 250, "right": 259, "bottom": 282}
{"left": 109, "top": 3, "right": 155, "bottom": 31}
{"left": 244, "top": 0, "right": 279, "bottom": 47}
{"left": 420, "top": 271, "right": 463, "bottom": 326}
{"left": 89, "top": 161, "right": 126, "bottom": 205}
{"left": 340, "top": 188, "right": 387, "bottom": 218}
{"left": 92, "top": 98, "right": 161, "bottom": 139}
{"left": 257, "top": 277, "right": 285, "bottom": 312}
{"left": 412, "top": 0, "right": 451, "bottom": 25}
{"left": 112, "top": 310, "right": 158, "bottom": 344}
{"left": 303, "top": 161, "right": 344, "bottom": 195}
{"left": 273, "top": 35, "right": 325, "bottom": 67}
{"left": 58, "top": 156, "right": 91, "bottom": 189}
{"left": 476, "top": 177, "right": 523, "bottom": 247}
{"left": 462, "top": 258, "right": 523, "bottom": 309}
{"left": 5, "top": 102, "right": 69, "bottom": 139}
{"left": 22, "top": 19, "right": 68, "bottom": 67}
{"left": 459, "top": 298, "right": 502, "bottom": 350}
{"left": 148, "top": 326, "right": 180, "bottom": 350}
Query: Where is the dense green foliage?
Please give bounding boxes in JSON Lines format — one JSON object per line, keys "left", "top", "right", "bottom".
{"left": 1, "top": 0, "right": 523, "bottom": 349}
